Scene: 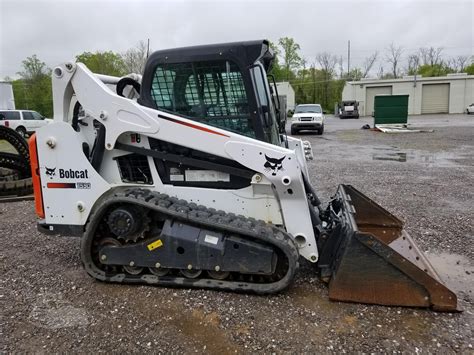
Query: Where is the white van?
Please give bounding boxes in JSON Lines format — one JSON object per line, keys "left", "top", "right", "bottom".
{"left": 0, "top": 110, "right": 52, "bottom": 137}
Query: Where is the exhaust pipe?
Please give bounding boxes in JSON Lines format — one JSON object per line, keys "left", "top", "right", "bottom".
{"left": 318, "top": 185, "right": 458, "bottom": 312}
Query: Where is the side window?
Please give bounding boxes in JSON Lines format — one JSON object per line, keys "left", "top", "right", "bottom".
{"left": 0, "top": 111, "right": 20, "bottom": 120}
{"left": 151, "top": 60, "right": 254, "bottom": 137}
{"left": 151, "top": 67, "right": 177, "bottom": 110}
{"left": 23, "top": 112, "right": 34, "bottom": 120}
{"left": 251, "top": 66, "right": 279, "bottom": 145}
{"left": 32, "top": 112, "right": 44, "bottom": 120}
{"left": 252, "top": 68, "right": 269, "bottom": 108}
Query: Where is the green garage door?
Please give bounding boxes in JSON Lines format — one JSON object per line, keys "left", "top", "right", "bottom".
{"left": 421, "top": 84, "right": 450, "bottom": 114}
{"left": 366, "top": 86, "right": 392, "bottom": 116}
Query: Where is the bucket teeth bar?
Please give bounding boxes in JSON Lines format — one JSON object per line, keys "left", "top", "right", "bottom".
{"left": 319, "top": 184, "right": 458, "bottom": 312}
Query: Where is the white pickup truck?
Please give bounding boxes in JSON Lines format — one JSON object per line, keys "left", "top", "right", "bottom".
{"left": 0, "top": 110, "right": 52, "bottom": 137}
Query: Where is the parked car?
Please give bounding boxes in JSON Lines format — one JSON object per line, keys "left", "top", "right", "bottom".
{"left": 0, "top": 110, "right": 52, "bottom": 137}
{"left": 466, "top": 103, "right": 474, "bottom": 114}
{"left": 339, "top": 100, "right": 360, "bottom": 119}
{"left": 290, "top": 104, "right": 325, "bottom": 135}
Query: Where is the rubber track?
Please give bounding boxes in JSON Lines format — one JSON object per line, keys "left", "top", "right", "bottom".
{"left": 0, "top": 152, "right": 31, "bottom": 178}
{"left": 0, "top": 126, "right": 32, "bottom": 196}
{"left": 81, "top": 188, "right": 299, "bottom": 294}
{"left": 0, "top": 177, "right": 33, "bottom": 197}
{"left": 0, "top": 126, "right": 29, "bottom": 161}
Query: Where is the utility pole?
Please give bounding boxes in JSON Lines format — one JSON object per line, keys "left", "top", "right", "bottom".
{"left": 347, "top": 40, "right": 351, "bottom": 76}
{"left": 146, "top": 38, "right": 150, "bottom": 58}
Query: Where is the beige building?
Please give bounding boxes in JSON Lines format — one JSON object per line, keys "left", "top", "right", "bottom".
{"left": 342, "top": 74, "right": 474, "bottom": 116}
{"left": 276, "top": 82, "right": 295, "bottom": 110}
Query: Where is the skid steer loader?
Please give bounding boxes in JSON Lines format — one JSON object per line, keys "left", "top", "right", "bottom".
{"left": 29, "top": 40, "right": 457, "bottom": 311}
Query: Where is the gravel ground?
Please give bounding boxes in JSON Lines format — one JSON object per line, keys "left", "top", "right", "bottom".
{"left": 1, "top": 116, "right": 473, "bottom": 353}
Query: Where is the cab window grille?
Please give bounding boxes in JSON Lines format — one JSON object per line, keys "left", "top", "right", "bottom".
{"left": 116, "top": 154, "right": 153, "bottom": 184}
{"left": 150, "top": 60, "right": 255, "bottom": 138}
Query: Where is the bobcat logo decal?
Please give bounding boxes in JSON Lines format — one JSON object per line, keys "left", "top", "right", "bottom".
{"left": 264, "top": 155, "right": 285, "bottom": 176}
{"left": 45, "top": 167, "right": 56, "bottom": 177}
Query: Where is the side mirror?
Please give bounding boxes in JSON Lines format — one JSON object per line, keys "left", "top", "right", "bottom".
{"left": 261, "top": 105, "right": 273, "bottom": 127}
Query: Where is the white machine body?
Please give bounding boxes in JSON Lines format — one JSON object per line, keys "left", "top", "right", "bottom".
{"left": 34, "top": 62, "right": 319, "bottom": 262}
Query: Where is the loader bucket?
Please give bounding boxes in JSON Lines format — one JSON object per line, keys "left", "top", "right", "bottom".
{"left": 318, "top": 185, "right": 458, "bottom": 311}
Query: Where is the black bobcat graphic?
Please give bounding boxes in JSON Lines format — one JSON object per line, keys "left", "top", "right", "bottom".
{"left": 264, "top": 155, "right": 285, "bottom": 176}
{"left": 45, "top": 167, "right": 56, "bottom": 177}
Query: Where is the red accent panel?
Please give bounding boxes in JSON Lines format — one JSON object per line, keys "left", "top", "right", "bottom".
{"left": 47, "top": 182, "right": 76, "bottom": 189}
{"left": 162, "top": 115, "right": 230, "bottom": 137}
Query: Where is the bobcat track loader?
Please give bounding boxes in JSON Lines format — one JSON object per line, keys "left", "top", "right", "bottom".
{"left": 29, "top": 40, "right": 457, "bottom": 311}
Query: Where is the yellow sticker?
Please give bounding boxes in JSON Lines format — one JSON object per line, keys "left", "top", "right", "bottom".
{"left": 147, "top": 239, "right": 163, "bottom": 251}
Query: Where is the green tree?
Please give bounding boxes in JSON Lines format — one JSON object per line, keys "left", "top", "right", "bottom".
{"left": 17, "top": 55, "right": 50, "bottom": 81}
{"left": 278, "top": 37, "right": 302, "bottom": 81}
{"left": 465, "top": 62, "right": 474, "bottom": 75}
{"left": 268, "top": 41, "right": 285, "bottom": 81}
{"left": 417, "top": 63, "right": 454, "bottom": 77}
{"left": 76, "top": 51, "right": 127, "bottom": 76}
{"left": 316, "top": 52, "right": 338, "bottom": 109}
{"left": 13, "top": 55, "right": 53, "bottom": 117}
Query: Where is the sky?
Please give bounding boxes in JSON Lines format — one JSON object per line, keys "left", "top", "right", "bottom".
{"left": 0, "top": 0, "right": 473, "bottom": 79}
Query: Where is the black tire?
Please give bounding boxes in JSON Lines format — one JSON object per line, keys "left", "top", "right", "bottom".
{"left": 290, "top": 127, "right": 298, "bottom": 135}
{"left": 15, "top": 126, "right": 27, "bottom": 138}
{"left": 318, "top": 126, "right": 324, "bottom": 135}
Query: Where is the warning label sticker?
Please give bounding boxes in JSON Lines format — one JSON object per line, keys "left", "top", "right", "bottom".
{"left": 147, "top": 239, "right": 163, "bottom": 251}
{"left": 204, "top": 235, "right": 219, "bottom": 245}
{"left": 185, "top": 170, "right": 230, "bottom": 182}
{"left": 170, "top": 167, "right": 185, "bottom": 181}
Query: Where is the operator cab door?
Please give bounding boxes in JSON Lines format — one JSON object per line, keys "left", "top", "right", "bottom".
{"left": 139, "top": 46, "right": 280, "bottom": 145}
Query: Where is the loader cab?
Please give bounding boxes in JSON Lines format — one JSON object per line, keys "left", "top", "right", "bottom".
{"left": 139, "top": 40, "right": 281, "bottom": 145}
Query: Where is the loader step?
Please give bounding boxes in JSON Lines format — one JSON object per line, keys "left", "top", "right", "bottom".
{"left": 81, "top": 188, "right": 299, "bottom": 294}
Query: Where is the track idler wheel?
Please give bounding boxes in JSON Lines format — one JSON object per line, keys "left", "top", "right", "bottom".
{"left": 123, "top": 264, "right": 143, "bottom": 275}
{"left": 208, "top": 270, "right": 230, "bottom": 280}
{"left": 180, "top": 269, "right": 202, "bottom": 279}
{"left": 148, "top": 266, "right": 170, "bottom": 277}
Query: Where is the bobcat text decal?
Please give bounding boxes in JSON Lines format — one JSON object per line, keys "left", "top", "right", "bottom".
{"left": 44, "top": 167, "right": 91, "bottom": 189}
{"left": 59, "top": 168, "right": 89, "bottom": 179}
{"left": 44, "top": 167, "right": 89, "bottom": 179}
